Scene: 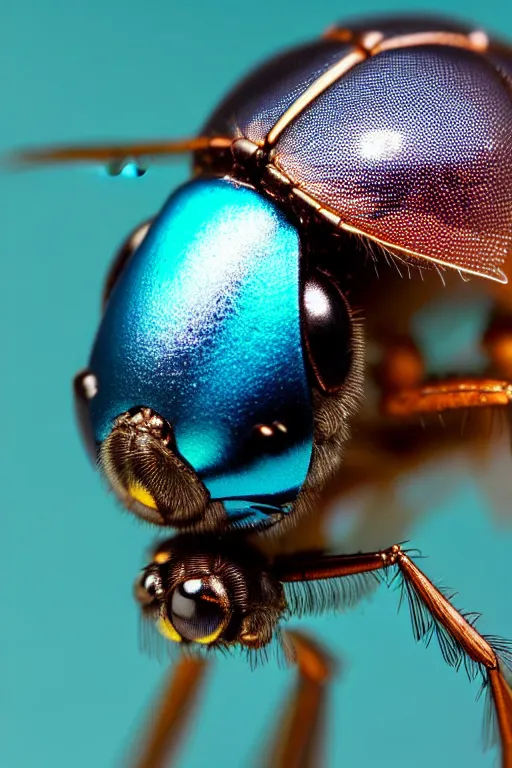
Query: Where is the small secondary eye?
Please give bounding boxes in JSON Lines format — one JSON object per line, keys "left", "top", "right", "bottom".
{"left": 168, "top": 578, "right": 228, "bottom": 644}
{"left": 302, "top": 272, "right": 353, "bottom": 393}
{"left": 143, "top": 573, "right": 160, "bottom": 597}
{"left": 135, "top": 569, "right": 163, "bottom": 607}
{"left": 73, "top": 369, "right": 99, "bottom": 462}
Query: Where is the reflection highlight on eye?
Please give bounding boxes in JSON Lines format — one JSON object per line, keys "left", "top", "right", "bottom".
{"left": 304, "top": 283, "right": 331, "bottom": 319}
{"left": 358, "top": 129, "right": 403, "bottom": 161}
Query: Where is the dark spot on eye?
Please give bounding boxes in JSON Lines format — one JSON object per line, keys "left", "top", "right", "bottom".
{"left": 251, "top": 422, "right": 289, "bottom": 454}
{"left": 169, "top": 579, "right": 226, "bottom": 642}
{"left": 302, "top": 272, "right": 352, "bottom": 393}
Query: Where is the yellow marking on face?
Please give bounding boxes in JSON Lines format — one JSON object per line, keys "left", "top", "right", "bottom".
{"left": 157, "top": 617, "right": 182, "bottom": 643}
{"left": 194, "top": 619, "right": 227, "bottom": 645}
{"left": 127, "top": 481, "right": 157, "bottom": 509}
{"left": 154, "top": 550, "right": 171, "bottom": 565}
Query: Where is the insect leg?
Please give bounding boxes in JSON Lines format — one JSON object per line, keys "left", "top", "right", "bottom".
{"left": 131, "top": 656, "right": 209, "bottom": 768}
{"left": 275, "top": 545, "right": 512, "bottom": 766}
{"left": 381, "top": 377, "right": 512, "bottom": 417}
{"left": 375, "top": 336, "right": 512, "bottom": 417}
{"left": 264, "top": 630, "right": 336, "bottom": 768}
{"left": 394, "top": 550, "right": 512, "bottom": 767}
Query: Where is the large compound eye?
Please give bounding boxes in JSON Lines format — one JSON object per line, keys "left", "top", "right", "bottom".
{"left": 302, "top": 272, "right": 353, "bottom": 393}
{"left": 103, "top": 219, "right": 152, "bottom": 307}
{"left": 166, "top": 577, "right": 229, "bottom": 645}
{"left": 274, "top": 46, "right": 512, "bottom": 283}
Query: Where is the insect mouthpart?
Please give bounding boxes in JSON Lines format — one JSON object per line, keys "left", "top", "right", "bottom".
{"left": 99, "top": 407, "right": 211, "bottom": 528}
{"left": 122, "top": 407, "right": 172, "bottom": 445}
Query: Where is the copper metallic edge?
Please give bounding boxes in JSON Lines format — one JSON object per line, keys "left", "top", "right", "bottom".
{"left": 266, "top": 48, "right": 367, "bottom": 146}
{"left": 338, "top": 221, "right": 508, "bottom": 284}
{"left": 382, "top": 378, "right": 512, "bottom": 417}
{"left": 275, "top": 25, "right": 491, "bottom": 153}
{"left": 488, "top": 667, "right": 512, "bottom": 761}
{"left": 265, "top": 26, "right": 490, "bottom": 149}
{"left": 323, "top": 26, "right": 489, "bottom": 54}
{"left": 372, "top": 30, "right": 489, "bottom": 55}
{"left": 322, "top": 26, "right": 354, "bottom": 43}
{"left": 265, "top": 170, "right": 509, "bottom": 285}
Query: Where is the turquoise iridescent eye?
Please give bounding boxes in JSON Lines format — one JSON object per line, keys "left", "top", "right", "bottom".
{"left": 85, "top": 178, "right": 315, "bottom": 529}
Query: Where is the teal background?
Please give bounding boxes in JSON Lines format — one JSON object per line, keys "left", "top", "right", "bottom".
{"left": 2, "top": 1, "right": 512, "bottom": 766}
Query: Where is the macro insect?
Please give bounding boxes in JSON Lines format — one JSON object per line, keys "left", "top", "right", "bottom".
{"left": 17, "top": 13, "right": 512, "bottom": 767}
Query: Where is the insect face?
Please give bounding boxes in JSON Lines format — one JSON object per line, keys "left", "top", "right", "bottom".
{"left": 135, "top": 536, "right": 286, "bottom": 650}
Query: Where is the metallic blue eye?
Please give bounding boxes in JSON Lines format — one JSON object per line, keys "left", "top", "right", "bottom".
{"left": 85, "top": 178, "right": 315, "bottom": 529}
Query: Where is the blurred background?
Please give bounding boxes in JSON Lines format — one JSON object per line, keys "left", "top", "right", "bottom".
{"left": 2, "top": 0, "right": 512, "bottom": 765}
